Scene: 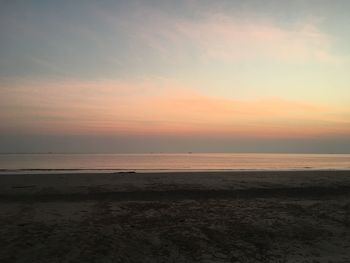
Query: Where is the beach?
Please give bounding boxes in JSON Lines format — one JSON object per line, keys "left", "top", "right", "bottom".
{"left": 2, "top": 0, "right": 350, "bottom": 262}
{"left": 1, "top": 170, "right": 350, "bottom": 262}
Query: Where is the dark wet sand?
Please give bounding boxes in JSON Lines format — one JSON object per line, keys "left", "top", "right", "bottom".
{"left": 1, "top": 170, "right": 350, "bottom": 262}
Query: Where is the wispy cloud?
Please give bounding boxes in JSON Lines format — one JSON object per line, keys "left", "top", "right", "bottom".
{"left": 177, "top": 15, "right": 337, "bottom": 63}
{"left": 95, "top": 0, "right": 338, "bottom": 65}
{"left": 93, "top": 0, "right": 340, "bottom": 63}
{"left": 131, "top": 12, "right": 339, "bottom": 64}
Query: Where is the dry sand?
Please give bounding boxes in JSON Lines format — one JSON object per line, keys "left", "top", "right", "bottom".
{"left": 0, "top": 170, "right": 350, "bottom": 262}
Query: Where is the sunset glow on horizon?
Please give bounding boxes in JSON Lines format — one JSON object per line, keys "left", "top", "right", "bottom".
{"left": 1, "top": 0, "right": 349, "bottom": 153}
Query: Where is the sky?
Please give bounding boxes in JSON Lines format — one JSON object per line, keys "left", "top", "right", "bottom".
{"left": 0, "top": 0, "right": 349, "bottom": 153}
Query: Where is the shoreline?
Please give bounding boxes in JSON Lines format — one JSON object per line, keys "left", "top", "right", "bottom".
{"left": 1, "top": 170, "right": 350, "bottom": 200}
{"left": 1, "top": 168, "right": 350, "bottom": 176}
{"left": 2, "top": 186, "right": 350, "bottom": 203}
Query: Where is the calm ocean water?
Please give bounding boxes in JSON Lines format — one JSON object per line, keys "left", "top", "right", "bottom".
{"left": 0, "top": 153, "right": 349, "bottom": 173}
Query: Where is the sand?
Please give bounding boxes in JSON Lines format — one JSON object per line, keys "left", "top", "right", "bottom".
{"left": 1, "top": 170, "right": 350, "bottom": 262}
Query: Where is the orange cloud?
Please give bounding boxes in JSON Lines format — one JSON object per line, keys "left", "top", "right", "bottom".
{"left": 1, "top": 79, "right": 349, "bottom": 138}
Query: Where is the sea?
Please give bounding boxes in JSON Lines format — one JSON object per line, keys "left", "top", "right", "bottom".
{"left": 0, "top": 153, "right": 349, "bottom": 173}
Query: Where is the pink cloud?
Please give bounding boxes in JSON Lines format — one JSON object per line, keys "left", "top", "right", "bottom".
{"left": 133, "top": 12, "right": 338, "bottom": 64}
